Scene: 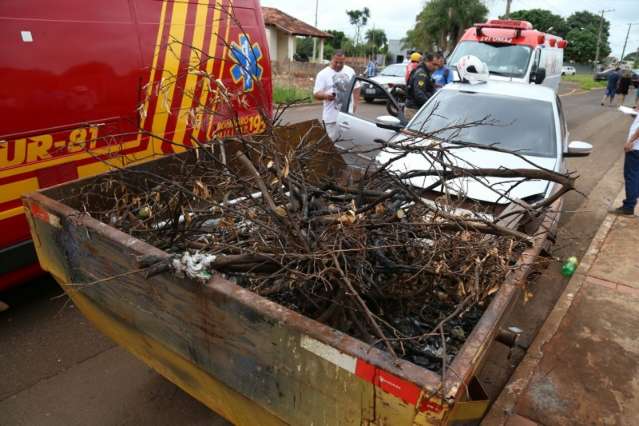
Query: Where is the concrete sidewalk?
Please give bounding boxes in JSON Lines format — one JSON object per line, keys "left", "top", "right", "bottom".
{"left": 484, "top": 193, "right": 639, "bottom": 425}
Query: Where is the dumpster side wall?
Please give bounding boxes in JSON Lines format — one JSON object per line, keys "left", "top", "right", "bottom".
{"left": 23, "top": 194, "right": 449, "bottom": 425}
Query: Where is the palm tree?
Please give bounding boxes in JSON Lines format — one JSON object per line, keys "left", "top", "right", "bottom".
{"left": 365, "top": 29, "right": 387, "bottom": 55}
{"left": 346, "top": 8, "right": 370, "bottom": 48}
{"left": 404, "top": 0, "right": 487, "bottom": 53}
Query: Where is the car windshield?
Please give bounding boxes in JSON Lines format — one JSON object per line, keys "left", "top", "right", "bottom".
{"left": 448, "top": 41, "right": 532, "bottom": 78}
{"left": 408, "top": 90, "right": 557, "bottom": 158}
{"left": 380, "top": 64, "right": 406, "bottom": 77}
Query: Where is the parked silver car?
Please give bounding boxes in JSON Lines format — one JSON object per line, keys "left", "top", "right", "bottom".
{"left": 362, "top": 63, "right": 407, "bottom": 103}
{"left": 338, "top": 77, "right": 592, "bottom": 204}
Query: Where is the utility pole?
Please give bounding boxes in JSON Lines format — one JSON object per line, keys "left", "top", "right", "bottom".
{"left": 620, "top": 23, "right": 639, "bottom": 63}
{"left": 594, "top": 9, "right": 614, "bottom": 66}
{"left": 312, "top": 0, "right": 319, "bottom": 61}
{"left": 505, "top": 0, "right": 512, "bottom": 19}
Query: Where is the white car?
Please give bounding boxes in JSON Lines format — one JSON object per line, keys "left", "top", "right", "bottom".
{"left": 561, "top": 66, "right": 576, "bottom": 76}
{"left": 337, "top": 78, "right": 592, "bottom": 205}
{"left": 361, "top": 63, "right": 407, "bottom": 103}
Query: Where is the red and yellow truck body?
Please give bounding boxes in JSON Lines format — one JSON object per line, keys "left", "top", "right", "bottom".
{"left": 0, "top": 0, "right": 272, "bottom": 289}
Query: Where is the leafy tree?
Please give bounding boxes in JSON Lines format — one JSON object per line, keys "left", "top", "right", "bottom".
{"left": 567, "top": 11, "right": 612, "bottom": 62}
{"left": 346, "top": 7, "right": 370, "bottom": 48}
{"left": 566, "top": 11, "right": 610, "bottom": 60}
{"left": 295, "top": 37, "right": 314, "bottom": 60}
{"left": 365, "top": 28, "right": 387, "bottom": 55}
{"left": 342, "top": 37, "right": 357, "bottom": 56}
{"left": 505, "top": 9, "right": 568, "bottom": 38}
{"left": 323, "top": 44, "right": 335, "bottom": 60}
{"left": 403, "top": 0, "right": 488, "bottom": 53}
{"left": 567, "top": 10, "right": 609, "bottom": 35}
{"left": 564, "top": 28, "right": 598, "bottom": 63}
{"left": 325, "top": 30, "right": 346, "bottom": 50}
{"left": 622, "top": 50, "right": 638, "bottom": 63}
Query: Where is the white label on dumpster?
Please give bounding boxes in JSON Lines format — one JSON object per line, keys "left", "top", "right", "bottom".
{"left": 300, "top": 335, "right": 356, "bottom": 373}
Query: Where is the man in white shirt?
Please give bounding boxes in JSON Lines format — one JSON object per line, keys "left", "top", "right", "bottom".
{"left": 611, "top": 105, "right": 639, "bottom": 215}
{"left": 313, "top": 50, "right": 360, "bottom": 141}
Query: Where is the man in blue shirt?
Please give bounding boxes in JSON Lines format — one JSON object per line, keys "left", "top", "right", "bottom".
{"left": 366, "top": 59, "right": 377, "bottom": 78}
{"left": 432, "top": 52, "right": 453, "bottom": 89}
{"left": 601, "top": 67, "right": 620, "bottom": 106}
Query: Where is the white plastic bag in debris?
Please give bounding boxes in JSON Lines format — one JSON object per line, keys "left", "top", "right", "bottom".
{"left": 172, "top": 252, "right": 217, "bottom": 281}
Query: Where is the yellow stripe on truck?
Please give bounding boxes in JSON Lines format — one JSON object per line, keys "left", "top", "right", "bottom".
{"left": 77, "top": 156, "right": 125, "bottom": 179}
{"left": 193, "top": 0, "right": 221, "bottom": 139}
{"left": 150, "top": 0, "right": 189, "bottom": 151}
{"left": 136, "top": 0, "right": 169, "bottom": 159}
{"left": 0, "top": 177, "right": 39, "bottom": 204}
{"left": 171, "top": 0, "right": 210, "bottom": 152}
{"left": 206, "top": 0, "right": 233, "bottom": 140}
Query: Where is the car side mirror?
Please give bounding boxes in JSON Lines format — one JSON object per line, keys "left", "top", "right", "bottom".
{"left": 564, "top": 141, "right": 592, "bottom": 157}
{"left": 375, "top": 115, "right": 403, "bottom": 131}
{"left": 533, "top": 67, "right": 546, "bottom": 85}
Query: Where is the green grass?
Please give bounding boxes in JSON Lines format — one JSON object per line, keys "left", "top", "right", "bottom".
{"left": 273, "top": 85, "right": 313, "bottom": 105}
{"left": 561, "top": 74, "right": 607, "bottom": 91}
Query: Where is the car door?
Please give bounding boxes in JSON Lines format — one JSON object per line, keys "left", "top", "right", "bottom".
{"left": 556, "top": 94, "right": 569, "bottom": 171}
{"left": 335, "top": 77, "right": 401, "bottom": 156}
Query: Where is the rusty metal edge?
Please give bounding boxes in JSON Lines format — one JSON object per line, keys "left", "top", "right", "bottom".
{"left": 442, "top": 199, "right": 561, "bottom": 404}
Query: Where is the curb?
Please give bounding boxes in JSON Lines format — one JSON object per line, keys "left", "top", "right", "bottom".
{"left": 483, "top": 188, "right": 625, "bottom": 425}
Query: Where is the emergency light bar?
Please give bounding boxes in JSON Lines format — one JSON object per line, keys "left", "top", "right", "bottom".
{"left": 474, "top": 19, "right": 533, "bottom": 38}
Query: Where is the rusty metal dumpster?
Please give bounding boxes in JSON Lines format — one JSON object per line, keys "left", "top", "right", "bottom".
{"left": 22, "top": 127, "right": 558, "bottom": 425}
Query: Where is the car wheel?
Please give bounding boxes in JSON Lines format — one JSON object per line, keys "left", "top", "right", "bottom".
{"left": 364, "top": 97, "right": 375, "bottom": 103}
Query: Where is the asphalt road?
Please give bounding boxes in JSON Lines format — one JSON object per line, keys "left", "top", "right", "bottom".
{"left": 1, "top": 84, "right": 636, "bottom": 425}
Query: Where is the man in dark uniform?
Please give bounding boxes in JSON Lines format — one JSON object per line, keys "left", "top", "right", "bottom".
{"left": 405, "top": 53, "right": 437, "bottom": 118}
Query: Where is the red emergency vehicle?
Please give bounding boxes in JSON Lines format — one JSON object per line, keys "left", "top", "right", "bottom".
{"left": 447, "top": 19, "right": 567, "bottom": 91}
{"left": 0, "top": 0, "right": 273, "bottom": 290}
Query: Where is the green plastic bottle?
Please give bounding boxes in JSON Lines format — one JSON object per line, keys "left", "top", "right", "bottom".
{"left": 561, "top": 256, "right": 578, "bottom": 277}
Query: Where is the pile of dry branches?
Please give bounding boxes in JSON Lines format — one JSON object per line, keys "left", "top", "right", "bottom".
{"left": 75, "top": 116, "right": 575, "bottom": 373}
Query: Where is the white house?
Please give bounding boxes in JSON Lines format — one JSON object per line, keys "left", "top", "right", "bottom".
{"left": 262, "top": 7, "right": 331, "bottom": 63}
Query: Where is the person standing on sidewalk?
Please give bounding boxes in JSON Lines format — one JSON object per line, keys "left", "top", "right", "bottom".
{"left": 601, "top": 67, "right": 620, "bottom": 106}
{"left": 313, "top": 50, "right": 359, "bottom": 141}
{"left": 611, "top": 105, "right": 639, "bottom": 215}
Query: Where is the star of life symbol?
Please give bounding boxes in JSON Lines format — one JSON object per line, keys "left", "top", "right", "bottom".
{"left": 229, "top": 34, "right": 264, "bottom": 92}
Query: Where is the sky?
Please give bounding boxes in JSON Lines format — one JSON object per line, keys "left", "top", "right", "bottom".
{"left": 261, "top": 0, "right": 639, "bottom": 59}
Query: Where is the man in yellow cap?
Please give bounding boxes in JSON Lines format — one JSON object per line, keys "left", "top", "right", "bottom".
{"left": 405, "top": 51, "right": 422, "bottom": 83}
